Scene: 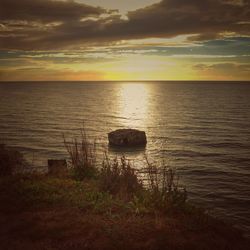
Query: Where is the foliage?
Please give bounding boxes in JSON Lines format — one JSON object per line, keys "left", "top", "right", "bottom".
{"left": 143, "top": 156, "right": 187, "bottom": 212}
{"left": 99, "top": 154, "right": 143, "bottom": 200}
{"left": 0, "top": 175, "right": 248, "bottom": 250}
{"left": 63, "top": 129, "right": 97, "bottom": 180}
{"left": 63, "top": 127, "right": 187, "bottom": 212}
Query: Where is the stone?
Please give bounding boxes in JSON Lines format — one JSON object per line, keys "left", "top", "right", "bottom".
{"left": 108, "top": 129, "right": 147, "bottom": 147}
{"left": 48, "top": 159, "right": 67, "bottom": 176}
{"left": 0, "top": 144, "right": 26, "bottom": 176}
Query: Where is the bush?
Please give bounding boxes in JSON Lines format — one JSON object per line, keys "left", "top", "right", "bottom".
{"left": 143, "top": 156, "right": 187, "bottom": 212}
{"left": 99, "top": 154, "right": 143, "bottom": 200}
{"left": 63, "top": 128, "right": 187, "bottom": 212}
{"left": 63, "top": 129, "right": 97, "bottom": 180}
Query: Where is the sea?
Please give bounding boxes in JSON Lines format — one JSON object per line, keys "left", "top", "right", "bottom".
{"left": 0, "top": 81, "right": 250, "bottom": 237}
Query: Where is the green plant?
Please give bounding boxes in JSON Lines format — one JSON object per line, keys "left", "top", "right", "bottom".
{"left": 144, "top": 156, "right": 187, "bottom": 212}
{"left": 99, "top": 154, "right": 143, "bottom": 200}
{"left": 63, "top": 128, "right": 97, "bottom": 180}
{"left": 130, "top": 193, "right": 150, "bottom": 215}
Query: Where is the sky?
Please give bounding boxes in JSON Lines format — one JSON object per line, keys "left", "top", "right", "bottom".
{"left": 0, "top": 0, "right": 249, "bottom": 81}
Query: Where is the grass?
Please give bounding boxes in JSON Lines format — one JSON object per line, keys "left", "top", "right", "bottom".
{"left": 63, "top": 130, "right": 187, "bottom": 213}
{"left": 63, "top": 128, "right": 97, "bottom": 180}
{"left": 0, "top": 133, "right": 249, "bottom": 249}
{"left": 0, "top": 174, "right": 249, "bottom": 250}
{"left": 99, "top": 153, "right": 143, "bottom": 200}
{"left": 0, "top": 174, "right": 125, "bottom": 214}
{"left": 144, "top": 156, "right": 187, "bottom": 212}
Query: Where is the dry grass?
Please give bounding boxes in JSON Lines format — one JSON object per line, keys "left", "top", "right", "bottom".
{"left": 99, "top": 153, "right": 143, "bottom": 200}
{"left": 143, "top": 156, "right": 187, "bottom": 212}
{"left": 1, "top": 129, "right": 249, "bottom": 249}
{"left": 63, "top": 129, "right": 97, "bottom": 180}
{"left": 63, "top": 128, "right": 186, "bottom": 210}
{"left": 0, "top": 174, "right": 249, "bottom": 250}
{"left": 0, "top": 136, "right": 249, "bottom": 250}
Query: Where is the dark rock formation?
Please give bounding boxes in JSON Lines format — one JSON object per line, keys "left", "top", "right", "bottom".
{"left": 108, "top": 129, "right": 147, "bottom": 147}
{"left": 0, "top": 144, "right": 26, "bottom": 176}
{"left": 48, "top": 159, "right": 67, "bottom": 176}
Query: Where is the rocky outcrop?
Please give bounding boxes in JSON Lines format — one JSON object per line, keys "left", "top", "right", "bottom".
{"left": 108, "top": 129, "right": 147, "bottom": 147}
{"left": 0, "top": 144, "right": 26, "bottom": 176}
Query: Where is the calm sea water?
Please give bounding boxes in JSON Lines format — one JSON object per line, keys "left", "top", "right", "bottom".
{"left": 0, "top": 81, "right": 250, "bottom": 236}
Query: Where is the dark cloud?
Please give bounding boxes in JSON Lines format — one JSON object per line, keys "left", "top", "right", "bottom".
{"left": 193, "top": 62, "right": 250, "bottom": 79}
{"left": 0, "top": 0, "right": 250, "bottom": 50}
{"left": 123, "top": 0, "right": 250, "bottom": 37}
{"left": 193, "top": 62, "right": 250, "bottom": 76}
{"left": 194, "top": 62, "right": 250, "bottom": 71}
{"left": 0, "top": 0, "right": 105, "bottom": 23}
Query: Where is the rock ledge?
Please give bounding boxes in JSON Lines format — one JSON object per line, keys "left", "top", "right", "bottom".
{"left": 108, "top": 129, "right": 147, "bottom": 147}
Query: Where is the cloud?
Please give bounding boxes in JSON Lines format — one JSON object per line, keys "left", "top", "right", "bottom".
{"left": 0, "top": 67, "right": 105, "bottom": 81}
{"left": 1, "top": 37, "right": 249, "bottom": 68}
{"left": 124, "top": 0, "right": 250, "bottom": 38}
{"left": 0, "top": 0, "right": 105, "bottom": 23}
{"left": 193, "top": 62, "right": 250, "bottom": 80}
{"left": 0, "top": 0, "right": 249, "bottom": 50}
{"left": 194, "top": 62, "right": 250, "bottom": 71}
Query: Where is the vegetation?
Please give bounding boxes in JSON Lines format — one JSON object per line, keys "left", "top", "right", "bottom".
{"left": 63, "top": 129, "right": 187, "bottom": 213}
{"left": 99, "top": 154, "right": 143, "bottom": 200}
{"left": 63, "top": 129, "right": 97, "bottom": 180}
{"left": 144, "top": 156, "right": 187, "bottom": 212}
{"left": 0, "top": 174, "right": 249, "bottom": 250}
{"left": 62, "top": 129, "right": 187, "bottom": 216}
{"left": 0, "top": 134, "right": 249, "bottom": 249}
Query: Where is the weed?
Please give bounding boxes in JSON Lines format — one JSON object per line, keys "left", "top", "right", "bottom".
{"left": 63, "top": 128, "right": 97, "bottom": 180}
{"left": 99, "top": 153, "right": 143, "bottom": 200}
{"left": 143, "top": 156, "right": 187, "bottom": 212}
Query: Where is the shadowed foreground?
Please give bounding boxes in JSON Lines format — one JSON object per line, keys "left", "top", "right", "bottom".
{"left": 0, "top": 175, "right": 249, "bottom": 250}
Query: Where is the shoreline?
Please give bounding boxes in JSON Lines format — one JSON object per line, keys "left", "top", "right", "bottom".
{"left": 0, "top": 174, "right": 249, "bottom": 250}
{"left": 1, "top": 144, "right": 249, "bottom": 249}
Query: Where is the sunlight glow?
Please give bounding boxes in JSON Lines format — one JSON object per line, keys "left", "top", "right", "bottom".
{"left": 118, "top": 83, "right": 150, "bottom": 128}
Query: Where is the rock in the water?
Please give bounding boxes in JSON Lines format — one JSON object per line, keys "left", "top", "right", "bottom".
{"left": 108, "top": 129, "right": 147, "bottom": 147}
{"left": 48, "top": 159, "right": 67, "bottom": 176}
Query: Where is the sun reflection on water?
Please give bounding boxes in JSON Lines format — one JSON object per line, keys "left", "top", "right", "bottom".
{"left": 118, "top": 83, "right": 150, "bottom": 128}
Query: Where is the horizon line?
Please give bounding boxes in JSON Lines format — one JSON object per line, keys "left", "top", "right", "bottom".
{"left": 0, "top": 80, "right": 250, "bottom": 82}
